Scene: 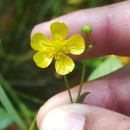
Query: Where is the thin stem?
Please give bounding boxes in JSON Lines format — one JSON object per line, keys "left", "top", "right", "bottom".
{"left": 63, "top": 75, "right": 73, "bottom": 103}
{"left": 76, "top": 61, "right": 86, "bottom": 102}
{"left": 76, "top": 34, "right": 91, "bottom": 102}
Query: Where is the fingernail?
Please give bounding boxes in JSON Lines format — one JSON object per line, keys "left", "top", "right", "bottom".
{"left": 40, "top": 108, "right": 85, "bottom": 130}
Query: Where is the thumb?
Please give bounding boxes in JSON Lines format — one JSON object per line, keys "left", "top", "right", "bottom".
{"left": 38, "top": 104, "right": 130, "bottom": 130}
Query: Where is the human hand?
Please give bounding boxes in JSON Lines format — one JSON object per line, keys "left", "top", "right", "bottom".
{"left": 31, "top": 1, "right": 130, "bottom": 130}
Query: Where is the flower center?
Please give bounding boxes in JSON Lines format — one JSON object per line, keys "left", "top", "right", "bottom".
{"left": 52, "top": 41, "right": 69, "bottom": 60}
{"left": 54, "top": 42, "right": 63, "bottom": 52}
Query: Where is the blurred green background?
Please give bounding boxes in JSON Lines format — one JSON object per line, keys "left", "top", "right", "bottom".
{"left": 0, "top": 0, "right": 128, "bottom": 129}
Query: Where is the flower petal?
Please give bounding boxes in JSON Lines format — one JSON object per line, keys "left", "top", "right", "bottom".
{"left": 55, "top": 53, "right": 75, "bottom": 75}
{"left": 31, "top": 33, "right": 50, "bottom": 51}
{"left": 50, "top": 22, "right": 68, "bottom": 40}
{"left": 65, "top": 34, "right": 85, "bottom": 55}
{"left": 33, "top": 52, "right": 53, "bottom": 68}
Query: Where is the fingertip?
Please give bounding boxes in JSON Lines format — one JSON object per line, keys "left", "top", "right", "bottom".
{"left": 30, "top": 25, "right": 38, "bottom": 38}
{"left": 30, "top": 22, "right": 51, "bottom": 39}
{"left": 39, "top": 104, "right": 86, "bottom": 130}
{"left": 38, "top": 104, "right": 130, "bottom": 130}
{"left": 36, "top": 92, "right": 72, "bottom": 128}
{"left": 36, "top": 105, "right": 45, "bottom": 129}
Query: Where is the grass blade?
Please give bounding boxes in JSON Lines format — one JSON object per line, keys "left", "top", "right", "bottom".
{"left": 29, "top": 116, "right": 37, "bottom": 130}
{"left": 0, "top": 75, "right": 32, "bottom": 123}
{"left": 0, "top": 84, "right": 27, "bottom": 130}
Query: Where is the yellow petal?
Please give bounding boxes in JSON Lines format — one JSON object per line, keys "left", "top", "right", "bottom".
{"left": 50, "top": 22, "right": 68, "bottom": 40}
{"left": 33, "top": 52, "right": 53, "bottom": 68}
{"left": 55, "top": 53, "right": 75, "bottom": 75}
{"left": 65, "top": 34, "right": 85, "bottom": 55}
{"left": 31, "top": 33, "right": 50, "bottom": 51}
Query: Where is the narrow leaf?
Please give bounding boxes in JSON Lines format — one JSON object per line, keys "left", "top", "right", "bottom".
{"left": 77, "top": 92, "right": 90, "bottom": 103}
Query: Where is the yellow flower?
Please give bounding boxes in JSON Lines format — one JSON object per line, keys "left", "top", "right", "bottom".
{"left": 31, "top": 22, "right": 85, "bottom": 75}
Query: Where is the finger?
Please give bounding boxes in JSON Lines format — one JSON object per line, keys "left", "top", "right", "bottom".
{"left": 39, "top": 104, "right": 130, "bottom": 130}
{"left": 31, "top": 1, "right": 130, "bottom": 57}
{"left": 37, "top": 64, "right": 130, "bottom": 127}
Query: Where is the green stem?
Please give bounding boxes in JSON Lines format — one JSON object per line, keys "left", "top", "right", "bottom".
{"left": 63, "top": 75, "right": 73, "bottom": 103}
{"left": 76, "top": 34, "right": 91, "bottom": 102}
{"left": 76, "top": 60, "right": 86, "bottom": 102}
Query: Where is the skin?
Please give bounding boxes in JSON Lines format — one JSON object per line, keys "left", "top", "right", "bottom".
{"left": 31, "top": 1, "right": 130, "bottom": 130}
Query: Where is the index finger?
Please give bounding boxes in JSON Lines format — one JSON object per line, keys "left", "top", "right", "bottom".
{"left": 31, "top": 1, "right": 130, "bottom": 58}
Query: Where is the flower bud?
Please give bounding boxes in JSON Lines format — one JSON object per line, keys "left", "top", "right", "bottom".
{"left": 88, "top": 44, "right": 93, "bottom": 49}
{"left": 81, "top": 25, "right": 92, "bottom": 34}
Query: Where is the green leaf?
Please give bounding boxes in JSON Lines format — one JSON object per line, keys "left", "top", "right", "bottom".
{"left": 88, "top": 57, "right": 123, "bottom": 81}
{"left": 0, "top": 84, "right": 27, "bottom": 130}
{"left": 0, "top": 107, "right": 13, "bottom": 129}
{"left": 76, "top": 92, "right": 90, "bottom": 103}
